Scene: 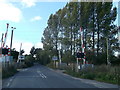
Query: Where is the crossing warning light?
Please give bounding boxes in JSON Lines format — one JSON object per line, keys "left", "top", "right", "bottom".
{"left": 77, "top": 52, "right": 84, "bottom": 58}
{"left": 2, "top": 48, "right": 8, "bottom": 55}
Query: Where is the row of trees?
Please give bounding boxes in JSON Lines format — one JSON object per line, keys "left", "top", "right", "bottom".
{"left": 41, "top": 1, "right": 119, "bottom": 65}
{"left": 24, "top": 47, "right": 50, "bottom": 66}
{"left": 10, "top": 46, "right": 50, "bottom": 66}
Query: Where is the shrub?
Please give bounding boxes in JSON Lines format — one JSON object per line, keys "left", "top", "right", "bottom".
{"left": 24, "top": 55, "right": 34, "bottom": 67}
{"left": 2, "top": 66, "right": 18, "bottom": 78}
{"left": 82, "top": 72, "right": 95, "bottom": 80}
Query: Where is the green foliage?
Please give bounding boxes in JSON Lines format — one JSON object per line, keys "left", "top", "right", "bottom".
{"left": 81, "top": 72, "right": 95, "bottom": 80}
{"left": 42, "top": 2, "right": 118, "bottom": 65}
{"left": 64, "top": 64, "right": 120, "bottom": 85}
{"left": 35, "top": 48, "right": 50, "bottom": 65}
{"left": 62, "top": 50, "right": 76, "bottom": 63}
{"left": 11, "top": 49, "right": 19, "bottom": 61}
{"left": 30, "top": 46, "right": 35, "bottom": 57}
{"left": 2, "top": 66, "right": 18, "bottom": 79}
{"left": 95, "top": 52, "right": 107, "bottom": 65}
{"left": 47, "top": 62, "right": 58, "bottom": 69}
{"left": 38, "top": 51, "right": 50, "bottom": 65}
{"left": 24, "top": 55, "right": 34, "bottom": 67}
{"left": 20, "top": 49, "right": 25, "bottom": 55}
{"left": 110, "top": 55, "right": 120, "bottom": 65}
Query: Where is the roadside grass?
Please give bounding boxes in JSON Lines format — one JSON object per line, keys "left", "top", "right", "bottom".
{"left": 0, "top": 68, "right": 1, "bottom": 80}
{"left": 2, "top": 66, "right": 18, "bottom": 79}
{"left": 65, "top": 65, "right": 120, "bottom": 85}
{"left": 46, "top": 62, "right": 59, "bottom": 69}
{"left": 47, "top": 63, "right": 120, "bottom": 85}
{"left": 2, "top": 62, "right": 34, "bottom": 79}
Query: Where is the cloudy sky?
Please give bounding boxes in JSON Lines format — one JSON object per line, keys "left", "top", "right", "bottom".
{"left": 0, "top": 0, "right": 67, "bottom": 54}
{"left": 0, "top": 0, "right": 119, "bottom": 55}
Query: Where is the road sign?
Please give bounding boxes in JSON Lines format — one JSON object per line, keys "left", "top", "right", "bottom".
{"left": 52, "top": 56, "right": 58, "bottom": 61}
{"left": 18, "top": 55, "right": 25, "bottom": 60}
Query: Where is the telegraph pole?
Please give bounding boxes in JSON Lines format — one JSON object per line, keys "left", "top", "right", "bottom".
{"left": 17, "top": 43, "right": 22, "bottom": 63}
{"left": 10, "top": 27, "right": 16, "bottom": 51}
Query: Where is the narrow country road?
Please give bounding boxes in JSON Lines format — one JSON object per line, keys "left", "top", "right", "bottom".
{"left": 2, "top": 64, "right": 119, "bottom": 88}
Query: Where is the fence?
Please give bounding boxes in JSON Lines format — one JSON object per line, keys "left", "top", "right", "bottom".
{"left": 0, "top": 56, "right": 14, "bottom": 69}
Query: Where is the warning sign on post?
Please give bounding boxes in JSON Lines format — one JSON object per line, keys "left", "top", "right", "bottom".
{"left": 52, "top": 56, "right": 58, "bottom": 61}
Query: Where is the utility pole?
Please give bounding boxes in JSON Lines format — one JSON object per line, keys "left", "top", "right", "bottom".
{"left": 9, "top": 27, "right": 16, "bottom": 66}
{"left": 10, "top": 27, "right": 16, "bottom": 50}
{"left": 17, "top": 43, "right": 22, "bottom": 63}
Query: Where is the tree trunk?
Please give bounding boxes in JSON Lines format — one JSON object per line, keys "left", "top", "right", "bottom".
{"left": 73, "top": 30, "right": 76, "bottom": 55}
{"left": 70, "top": 24, "right": 73, "bottom": 55}
{"left": 55, "top": 34, "right": 59, "bottom": 59}
{"left": 92, "top": 3, "right": 95, "bottom": 63}
{"left": 96, "top": 5, "right": 100, "bottom": 57}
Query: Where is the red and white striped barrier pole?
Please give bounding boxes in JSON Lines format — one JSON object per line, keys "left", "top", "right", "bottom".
{"left": 3, "top": 23, "right": 9, "bottom": 47}
{"left": 80, "top": 27, "right": 86, "bottom": 64}
{"left": 8, "top": 48, "right": 10, "bottom": 56}
{"left": 1, "top": 33, "right": 4, "bottom": 48}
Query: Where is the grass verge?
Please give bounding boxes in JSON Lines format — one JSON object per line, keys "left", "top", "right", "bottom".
{"left": 47, "top": 63, "right": 120, "bottom": 85}
{"left": 2, "top": 66, "right": 18, "bottom": 79}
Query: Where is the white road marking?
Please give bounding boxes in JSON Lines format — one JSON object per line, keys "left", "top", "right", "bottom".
{"left": 22, "top": 69, "right": 28, "bottom": 71}
{"left": 40, "top": 73, "right": 46, "bottom": 78}
{"left": 6, "top": 76, "right": 15, "bottom": 87}
{"left": 33, "top": 76, "right": 41, "bottom": 78}
{"left": 6, "top": 83, "right": 10, "bottom": 87}
{"left": 9, "top": 79, "right": 13, "bottom": 82}
{"left": 39, "top": 73, "right": 44, "bottom": 78}
{"left": 6, "top": 78, "right": 14, "bottom": 87}
{"left": 37, "top": 70, "right": 47, "bottom": 78}
{"left": 17, "top": 76, "right": 41, "bottom": 78}
{"left": 41, "top": 73, "right": 47, "bottom": 78}
{"left": 37, "top": 71, "right": 41, "bottom": 73}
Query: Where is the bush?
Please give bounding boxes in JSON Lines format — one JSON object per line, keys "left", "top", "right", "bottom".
{"left": 20, "top": 64, "right": 28, "bottom": 68}
{"left": 62, "top": 51, "right": 76, "bottom": 64}
{"left": 25, "top": 61, "right": 33, "bottom": 67}
{"left": 24, "top": 55, "right": 34, "bottom": 67}
{"left": 48, "top": 61, "right": 120, "bottom": 85}
{"left": 2, "top": 66, "right": 18, "bottom": 79}
{"left": 62, "top": 64, "right": 120, "bottom": 85}
{"left": 36, "top": 50, "right": 50, "bottom": 65}
{"left": 82, "top": 72, "right": 95, "bottom": 80}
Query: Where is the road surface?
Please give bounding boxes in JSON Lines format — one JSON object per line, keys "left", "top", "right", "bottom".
{"left": 2, "top": 64, "right": 119, "bottom": 89}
